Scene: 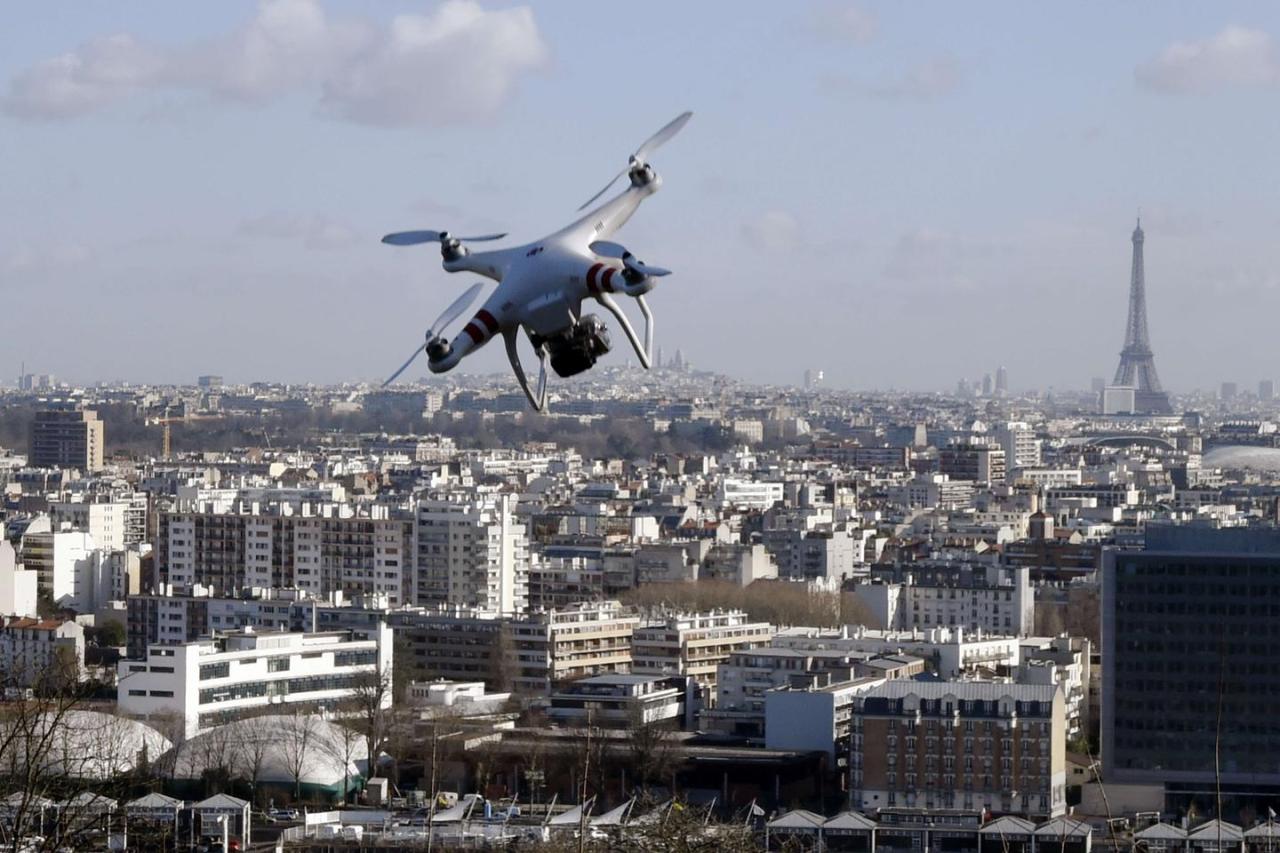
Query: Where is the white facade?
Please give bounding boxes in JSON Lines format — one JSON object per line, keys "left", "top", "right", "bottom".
{"left": 631, "top": 610, "right": 775, "bottom": 689}
{"left": 852, "top": 567, "right": 1034, "bottom": 637}
{"left": 0, "top": 617, "right": 85, "bottom": 687}
{"left": 415, "top": 492, "right": 529, "bottom": 615}
{"left": 117, "top": 625, "right": 393, "bottom": 739}
{"left": 715, "top": 479, "right": 784, "bottom": 511}
{"left": 21, "top": 530, "right": 98, "bottom": 613}
{"left": 0, "top": 540, "right": 38, "bottom": 618}
{"left": 50, "top": 500, "right": 128, "bottom": 551}
{"left": 765, "top": 677, "right": 885, "bottom": 759}
{"left": 993, "top": 422, "right": 1043, "bottom": 471}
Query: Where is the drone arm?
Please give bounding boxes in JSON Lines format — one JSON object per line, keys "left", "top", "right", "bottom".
{"left": 503, "top": 328, "right": 547, "bottom": 412}
{"left": 595, "top": 292, "right": 652, "bottom": 369}
{"left": 637, "top": 294, "right": 654, "bottom": 362}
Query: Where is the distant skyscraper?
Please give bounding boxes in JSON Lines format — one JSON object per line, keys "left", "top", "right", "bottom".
{"left": 1220, "top": 381, "right": 1238, "bottom": 402}
{"left": 803, "top": 369, "right": 823, "bottom": 389}
{"left": 995, "top": 365, "right": 1008, "bottom": 396}
{"left": 981, "top": 373, "right": 994, "bottom": 397}
{"left": 1260, "top": 379, "right": 1275, "bottom": 402}
{"left": 29, "top": 407, "right": 104, "bottom": 472}
{"left": 1111, "top": 219, "right": 1172, "bottom": 414}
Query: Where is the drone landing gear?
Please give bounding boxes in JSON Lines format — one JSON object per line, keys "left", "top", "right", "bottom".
{"left": 594, "top": 292, "right": 654, "bottom": 369}
{"left": 504, "top": 329, "right": 548, "bottom": 412}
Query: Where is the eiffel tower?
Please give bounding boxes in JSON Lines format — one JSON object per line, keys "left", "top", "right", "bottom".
{"left": 1112, "top": 219, "right": 1172, "bottom": 414}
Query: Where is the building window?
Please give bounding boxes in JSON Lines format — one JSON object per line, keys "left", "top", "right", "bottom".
{"left": 150, "top": 690, "right": 174, "bottom": 698}
{"left": 200, "top": 662, "right": 230, "bottom": 680}
{"left": 268, "top": 658, "right": 291, "bottom": 673}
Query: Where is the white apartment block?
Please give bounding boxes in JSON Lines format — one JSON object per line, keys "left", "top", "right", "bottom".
{"left": 50, "top": 499, "right": 128, "bottom": 551}
{"left": 20, "top": 530, "right": 98, "bottom": 612}
{"left": 854, "top": 565, "right": 1034, "bottom": 636}
{"left": 506, "top": 600, "right": 640, "bottom": 694}
{"left": 993, "top": 422, "right": 1043, "bottom": 471}
{"left": 415, "top": 492, "right": 529, "bottom": 615}
{"left": 0, "top": 540, "right": 38, "bottom": 618}
{"left": 160, "top": 502, "right": 413, "bottom": 605}
{"left": 0, "top": 616, "right": 85, "bottom": 688}
{"left": 117, "top": 625, "right": 392, "bottom": 739}
{"left": 631, "top": 610, "right": 774, "bottom": 691}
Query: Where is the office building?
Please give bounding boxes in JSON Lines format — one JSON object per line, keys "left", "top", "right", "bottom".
{"left": 1102, "top": 526, "right": 1280, "bottom": 817}
{"left": 1260, "top": 380, "right": 1275, "bottom": 402}
{"left": 117, "top": 625, "right": 392, "bottom": 739}
{"left": 1221, "top": 382, "right": 1238, "bottom": 403}
{"left": 29, "top": 407, "right": 104, "bottom": 472}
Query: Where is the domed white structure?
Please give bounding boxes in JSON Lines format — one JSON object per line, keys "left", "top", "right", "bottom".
{"left": 1203, "top": 445, "right": 1280, "bottom": 472}
{"left": 1, "top": 710, "right": 171, "bottom": 781}
{"left": 167, "top": 715, "right": 366, "bottom": 799}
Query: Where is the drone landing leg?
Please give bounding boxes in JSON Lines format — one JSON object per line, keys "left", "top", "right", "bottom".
{"left": 595, "top": 292, "right": 652, "bottom": 369}
{"left": 504, "top": 329, "right": 548, "bottom": 412}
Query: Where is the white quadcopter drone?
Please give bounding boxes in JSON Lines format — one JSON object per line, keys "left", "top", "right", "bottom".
{"left": 380, "top": 111, "right": 692, "bottom": 411}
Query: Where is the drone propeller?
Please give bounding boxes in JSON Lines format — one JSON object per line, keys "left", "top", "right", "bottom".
{"left": 382, "top": 282, "right": 484, "bottom": 387}
{"left": 382, "top": 230, "right": 507, "bottom": 247}
{"left": 590, "top": 240, "right": 671, "bottom": 278}
{"left": 578, "top": 111, "right": 693, "bottom": 211}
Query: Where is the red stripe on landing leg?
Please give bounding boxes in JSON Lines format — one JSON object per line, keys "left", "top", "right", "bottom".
{"left": 586, "top": 263, "right": 603, "bottom": 295}
{"left": 475, "top": 309, "right": 500, "bottom": 335}
{"left": 601, "top": 268, "right": 617, "bottom": 292}
{"left": 463, "top": 322, "right": 485, "bottom": 344}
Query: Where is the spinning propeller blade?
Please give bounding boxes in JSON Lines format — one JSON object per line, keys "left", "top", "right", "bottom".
{"left": 382, "top": 282, "right": 485, "bottom": 386}
{"left": 577, "top": 111, "right": 693, "bottom": 211}
{"left": 428, "top": 282, "right": 485, "bottom": 340}
{"left": 382, "top": 345, "right": 427, "bottom": 387}
{"left": 634, "top": 111, "right": 692, "bottom": 163}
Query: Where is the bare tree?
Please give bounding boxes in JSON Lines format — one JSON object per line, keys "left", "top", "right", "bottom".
{"left": 350, "top": 665, "right": 394, "bottom": 779}
{"left": 626, "top": 704, "right": 675, "bottom": 798}
{"left": 278, "top": 711, "right": 320, "bottom": 803}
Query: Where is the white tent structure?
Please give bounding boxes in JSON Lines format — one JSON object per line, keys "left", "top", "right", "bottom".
{"left": 166, "top": 715, "right": 366, "bottom": 799}
{"left": 591, "top": 798, "right": 635, "bottom": 827}
{"left": 548, "top": 798, "right": 597, "bottom": 828}
{"left": 0, "top": 710, "right": 171, "bottom": 780}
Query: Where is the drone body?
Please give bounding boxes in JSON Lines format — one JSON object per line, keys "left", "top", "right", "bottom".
{"left": 381, "top": 111, "right": 691, "bottom": 411}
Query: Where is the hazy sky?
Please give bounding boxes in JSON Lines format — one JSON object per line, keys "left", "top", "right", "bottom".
{"left": 3, "top": 2, "right": 1280, "bottom": 392}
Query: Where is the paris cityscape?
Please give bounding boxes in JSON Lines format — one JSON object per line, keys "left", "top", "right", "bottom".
{"left": 5, "top": 3, "right": 1280, "bottom": 852}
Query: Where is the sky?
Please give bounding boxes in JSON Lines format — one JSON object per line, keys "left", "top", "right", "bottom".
{"left": 3, "top": 1, "right": 1280, "bottom": 393}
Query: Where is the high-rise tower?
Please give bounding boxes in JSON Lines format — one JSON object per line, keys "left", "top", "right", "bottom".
{"left": 1112, "top": 219, "right": 1172, "bottom": 414}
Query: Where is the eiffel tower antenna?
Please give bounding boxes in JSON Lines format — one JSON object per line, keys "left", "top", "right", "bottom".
{"left": 1112, "top": 218, "right": 1172, "bottom": 413}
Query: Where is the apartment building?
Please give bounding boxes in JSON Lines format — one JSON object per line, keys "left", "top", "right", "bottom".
{"left": 415, "top": 492, "right": 529, "bottom": 615}
{"left": 630, "top": 610, "right": 774, "bottom": 692}
{"left": 505, "top": 600, "right": 639, "bottom": 694}
{"left": 117, "top": 625, "right": 392, "bottom": 739}
{"left": 856, "top": 563, "right": 1033, "bottom": 636}
{"left": 851, "top": 681, "right": 1067, "bottom": 817}
{"left": 159, "top": 502, "right": 413, "bottom": 604}
{"left": 0, "top": 616, "right": 85, "bottom": 688}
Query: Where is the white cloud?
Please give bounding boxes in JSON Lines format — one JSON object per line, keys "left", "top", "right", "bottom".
{"left": 1136, "top": 25, "right": 1280, "bottom": 93}
{"left": 2, "top": 34, "right": 163, "bottom": 119}
{"left": 810, "top": 1, "right": 877, "bottom": 45}
{"left": 1, "top": 0, "right": 548, "bottom": 126}
{"left": 238, "top": 212, "right": 359, "bottom": 250}
{"left": 321, "top": 2, "right": 549, "bottom": 127}
{"left": 741, "top": 210, "right": 802, "bottom": 252}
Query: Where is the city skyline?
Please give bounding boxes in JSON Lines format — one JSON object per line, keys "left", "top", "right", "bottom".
{"left": 4, "top": 2, "right": 1280, "bottom": 390}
